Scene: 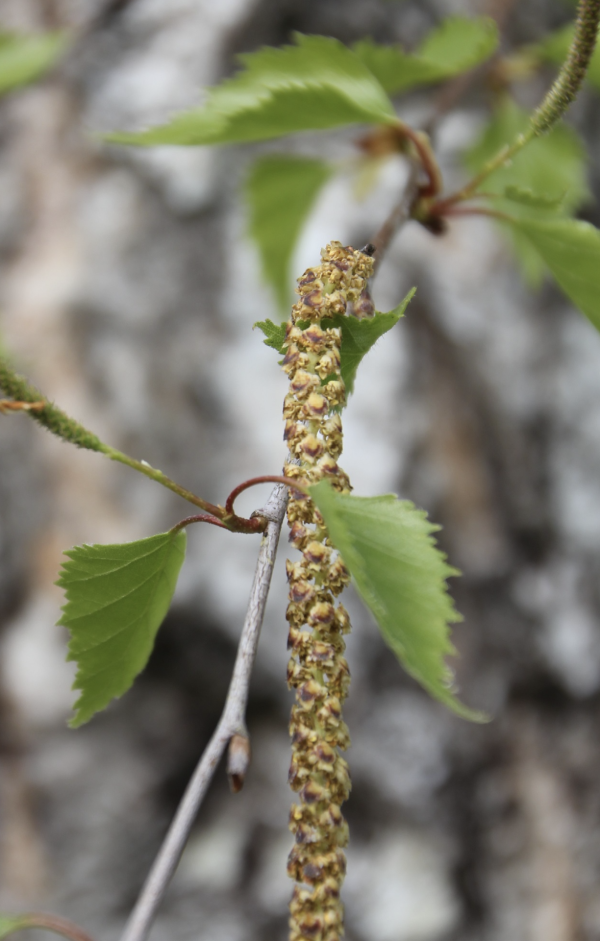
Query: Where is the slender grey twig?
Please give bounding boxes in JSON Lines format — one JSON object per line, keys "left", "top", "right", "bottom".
{"left": 119, "top": 482, "right": 288, "bottom": 941}
{"left": 371, "top": 163, "right": 421, "bottom": 270}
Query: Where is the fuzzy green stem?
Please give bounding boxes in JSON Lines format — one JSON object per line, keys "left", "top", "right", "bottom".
{"left": 101, "top": 445, "right": 224, "bottom": 518}
{"left": 0, "top": 358, "right": 105, "bottom": 452}
{"left": 531, "top": 0, "right": 600, "bottom": 134}
{"left": 0, "top": 358, "right": 223, "bottom": 519}
{"left": 431, "top": 0, "right": 600, "bottom": 215}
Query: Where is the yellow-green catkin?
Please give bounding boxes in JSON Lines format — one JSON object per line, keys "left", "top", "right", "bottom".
{"left": 282, "top": 241, "right": 374, "bottom": 941}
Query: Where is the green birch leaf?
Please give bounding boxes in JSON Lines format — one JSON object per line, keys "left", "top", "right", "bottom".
{"left": 535, "top": 22, "right": 600, "bottom": 92}
{"left": 465, "top": 98, "right": 588, "bottom": 284}
{"left": 255, "top": 289, "right": 415, "bottom": 394}
{"left": 0, "top": 31, "right": 67, "bottom": 95}
{"left": 107, "top": 34, "right": 397, "bottom": 148}
{"left": 58, "top": 530, "right": 187, "bottom": 727}
{"left": 309, "top": 482, "right": 486, "bottom": 721}
{"left": 418, "top": 15, "right": 498, "bottom": 75}
{"left": 353, "top": 17, "right": 498, "bottom": 94}
{"left": 323, "top": 288, "right": 415, "bottom": 394}
{"left": 0, "top": 917, "right": 28, "bottom": 940}
{"left": 254, "top": 317, "right": 286, "bottom": 352}
{"left": 505, "top": 217, "right": 600, "bottom": 332}
{"left": 246, "top": 156, "right": 333, "bottom": 315}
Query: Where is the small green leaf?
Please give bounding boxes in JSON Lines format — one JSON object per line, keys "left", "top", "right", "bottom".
{"left": 0, "top": 917, "right": 28, "bottom": 940}
{"left": 58, "top": 530, "right": 187, "bottom": 727}
{"left": 503, "top": 185, "right": 565, "bottom": 209}
{"left": 354, "top": 17, "right": 498, "bottom": 94}
{"left": 310, "top": 482, "right": 486, "bottom": 721}
{"left": 255, "top": 289, "right": 415, "bottom": 394}
{"left": 0, "top": 31, "right": 67, "bottom": 95}
{"left": 505, "top": 217, "right": 600, "bottom": 332}
{"left": 465, "top": 98, "right": 589, "bottom": 284}
{"left": 107, "top": 34, "right": 397, "bottom": 148}
{"left": 418, "top": 16, "right": 498, "bottom": 76}
{"left": 246, "top": 156, "right": 332, "bottom": 315}
{"left": 323, "top": 289, "right": 415, "bottom": 394}
{"left": 255, "top": 318, "right": 286, "bottom": 353}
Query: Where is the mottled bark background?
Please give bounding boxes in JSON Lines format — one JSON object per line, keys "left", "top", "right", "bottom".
{"left": 1, "top": 1, "right": 600, "bottom": 940}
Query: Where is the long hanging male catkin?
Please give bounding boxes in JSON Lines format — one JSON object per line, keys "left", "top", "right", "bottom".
{"left": 282, "top": 242, "right": 374, "bottom": 941}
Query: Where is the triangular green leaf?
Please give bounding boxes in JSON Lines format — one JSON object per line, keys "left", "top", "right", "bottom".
{"left": 0, "top": 32, "right": 67, "bottom": 96}
{"left": 324, "top": 288, "right": 415, "bottom": 394}
{"left": 107, "top": 34, "right": 397, "bottom": 148}
{"left": 310, "top": 482, "right": 486, "bottom": 721}
{"left": 255, "top": 289, "right": 415, "bottom": 394}
{"left": 58, "top": 530, "right": 187, "bottom": 727}
{"left": 0, "top": 917, "right": 28, "bottom": 940}
{"left": 465, "top": 99, "right": 589, "bottom": 284}
{"left": 246, "top": 156, "right": 332, "bottom": 315}
{"left": 534, "top": 22, "right": 600, "bottom": 92}
{"left": 505, "top": 217, "right": 600, "bottom": 332}
{"left": 353, "top": 17, "right": 498, "bottom": 94}
{"left": 255, "top": 318, "right": 287, "bottom": 352}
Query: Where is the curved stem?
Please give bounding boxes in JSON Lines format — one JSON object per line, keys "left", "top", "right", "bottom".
{"left": 224, "top": 474, "right": 308, "bottom": 518}
{"left": 531, "top": 0, "right": 600, "bottom": 134}
{"left": 0, "top": 358, "right": 240, "bottom": 521}
{"left": 4, "top": 914, "right": 96, "bottom": 941}
{"left": 103, "top": 446, "right": 226, "bottom": 518}
{"left": 435, "top": 135, "right": 532, "bottom": 213}
{"left": 396, "top": 122, "right": 442, "bottom": 199}
{"left": 170, "top": 513, "right": 230, "bottom": 534}
{"left": 432, "top": 0, "right": 600, "bottom": 214}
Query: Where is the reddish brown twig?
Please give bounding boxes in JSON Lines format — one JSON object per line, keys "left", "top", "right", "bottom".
{"left": 3, "top": 913, "right": 96, "bottom": 941}
{"left": 224, "top": 474, "right": 309, "bottom": 519}
{"left": 0, "top": 399, "right": 45, "bottom": 413}
{"left": 170, "top": 513, "right": 230, "bottom": 533}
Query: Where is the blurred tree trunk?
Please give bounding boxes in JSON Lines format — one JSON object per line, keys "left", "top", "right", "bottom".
{"left": 1, "top": 2, "right": 600, "bottom": 941}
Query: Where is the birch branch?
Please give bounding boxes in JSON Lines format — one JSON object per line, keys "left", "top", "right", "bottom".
{"left": 119, "top": 482, "right": 288, "bottom": 941}
{"left": 118, "top": 166, "right": 420, "bottom": 941}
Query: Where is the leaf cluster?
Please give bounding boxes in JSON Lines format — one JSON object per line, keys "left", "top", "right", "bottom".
{"left": 35, "top": 11, "right": 600, "bottom": 726}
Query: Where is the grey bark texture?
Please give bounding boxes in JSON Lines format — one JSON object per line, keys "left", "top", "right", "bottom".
{"left": 1, "top": 2, "right": 600, "bottom": 941}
